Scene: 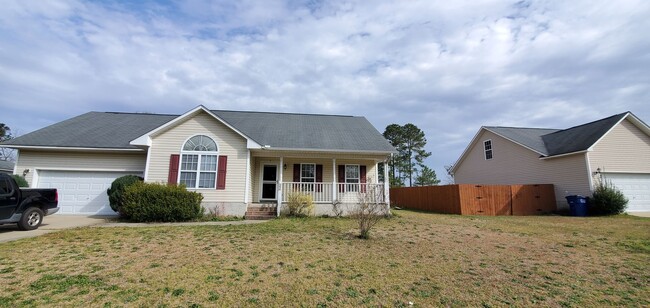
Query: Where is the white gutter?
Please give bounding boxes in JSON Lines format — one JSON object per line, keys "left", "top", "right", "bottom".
{"left": 258, "top": 147, "right": 395, "bottom": 155}
{"left": 538, "top": 150, "right": 589, "bottom": 160}
{"left": 3, "top": 145, "right": 145, "bottom": 152}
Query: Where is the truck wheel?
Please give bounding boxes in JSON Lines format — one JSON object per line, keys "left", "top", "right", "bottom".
{"left": 17, "top": 207, "right": 44, "bottom": 231}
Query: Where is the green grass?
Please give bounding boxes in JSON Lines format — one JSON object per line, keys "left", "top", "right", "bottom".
{"left": 0, "top": 210, "right": 648, "bottom": 307}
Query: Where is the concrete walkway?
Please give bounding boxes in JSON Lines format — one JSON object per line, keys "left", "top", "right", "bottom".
{"left": 0, "top": 215, "right": 110, "bottom": 243}
{"left": 96, "top": 219, "right": 268, "bottom": 228}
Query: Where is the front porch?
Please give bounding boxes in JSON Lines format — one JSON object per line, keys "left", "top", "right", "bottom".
{"left": 248, "top": 152, "right": 390, "bottom": 217}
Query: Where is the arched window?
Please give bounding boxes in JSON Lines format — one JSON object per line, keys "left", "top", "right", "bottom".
{"left": 180, "top": 135, "right": 219, "bottom": 188}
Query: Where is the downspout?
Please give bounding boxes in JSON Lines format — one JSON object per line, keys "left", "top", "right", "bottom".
{"left": 585, "top": 152, "right": 594, "bottom": 193}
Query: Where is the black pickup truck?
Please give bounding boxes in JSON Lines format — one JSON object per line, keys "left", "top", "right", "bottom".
{"left": 0, "top": 173, "right": 59, "bottom": 230}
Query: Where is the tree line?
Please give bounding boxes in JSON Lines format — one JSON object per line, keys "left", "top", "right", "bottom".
{"left": 0, "top": 123, "right": 14, "bottom": 161}
{"left": 383, "top": 123, "right": 439, "bottom": 187}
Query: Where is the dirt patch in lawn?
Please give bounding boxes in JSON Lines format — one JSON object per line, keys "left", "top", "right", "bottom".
{"left": 0, "top": 211, "right": 648, "bottom": 307}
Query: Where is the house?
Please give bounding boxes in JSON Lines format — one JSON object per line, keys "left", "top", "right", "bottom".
{"left": 451, "top": 112, "right": 650, "bottom": 212}
{"left": 0, "top": 161, "right": 14, "bottom": 174}
{"left": 0, "top": 106, "right": 394, "bottom": 217}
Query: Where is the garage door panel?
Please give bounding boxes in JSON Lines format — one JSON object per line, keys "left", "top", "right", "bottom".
{"left": 38, "top": 170, "right": 142, "bottom": 215}
{"left": 603, "top": 173, "right": 650, "bottom": 212}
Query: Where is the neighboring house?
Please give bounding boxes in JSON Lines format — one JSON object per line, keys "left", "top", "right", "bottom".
{"left": 0, "top": 160, "right": 14, "bottom": 174}
{"left": 451, "top": 112, "right": 650, "bottom": 212}
{"left": 1, "top": 106, "right": 394, "bottom": 217}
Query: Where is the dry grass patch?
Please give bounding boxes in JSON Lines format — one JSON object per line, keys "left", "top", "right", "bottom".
{"left": 0, "top": 211, "right": 648, "bottom": 307}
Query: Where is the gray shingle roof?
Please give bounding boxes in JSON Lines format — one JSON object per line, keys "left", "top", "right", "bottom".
{"left": 0, "top": 160, "right": 14, "bottom": 172}
{"left": 486, "top": 112, "right": 630, "bottom": 157}
{"left": 212, "top": 110, "right": 395, "bottom": 152}
{"left": 2, "top": 109, "right": 395, "bottom": 153}
{"left": 1, "top": 112, "right": 176, "bottom": 149}
{"left": 541, "top": 113, "right": 627, "bottom": 156}
{"left": 484, "top": 127, "right": 560, "bottom": 154}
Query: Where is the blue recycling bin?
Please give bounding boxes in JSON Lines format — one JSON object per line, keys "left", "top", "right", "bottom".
{"left": 566, "top": 195, "right": 588, "bottom": 217}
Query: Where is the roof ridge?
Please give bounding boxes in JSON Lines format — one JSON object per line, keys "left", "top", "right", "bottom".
{"left": 543, "top": 112, "right": 628, "bottom": 136}
{"left": 485, "top": 126, "right": 560, "bottom": 130}
{"left": 101, "top": 111, "right": 179, "bottom": 116}
{"left": 211, "top": 109, "right": 357, "bottom": 118}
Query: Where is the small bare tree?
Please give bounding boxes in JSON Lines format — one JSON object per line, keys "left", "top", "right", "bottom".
{"left": 351, "top": 184, "right": 388, "bottom": 239}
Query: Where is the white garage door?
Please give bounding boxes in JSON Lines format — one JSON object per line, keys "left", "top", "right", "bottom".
{"left": 603, "top": 173, "right": 650, "bottom": 212}
{"left": 37, "top": 170, "right": 141, "bottom": 215}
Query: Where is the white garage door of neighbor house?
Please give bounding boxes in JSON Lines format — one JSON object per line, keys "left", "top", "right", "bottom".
{"left": 37, "top": 170, "right": 142, "bottom": 215}
{"left": 603, "top": 173, "right": 650, "bottom": 212}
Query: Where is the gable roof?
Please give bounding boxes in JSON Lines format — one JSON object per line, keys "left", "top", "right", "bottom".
{"left": 451, "top": 111, "right": 648, "bottom": 173}
{"left": 541, "top": 113, "right": 628, "bottom": 156}
{"left": 0, "top": 160, "right": 14, "bottom": 172}
{"left": 1, "top": 107, "right": 395, "bottom": 153}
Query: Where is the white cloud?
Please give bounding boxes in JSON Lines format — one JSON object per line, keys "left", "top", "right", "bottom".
{"left": 0, "top": 0, "right": 648, "bottom": 178}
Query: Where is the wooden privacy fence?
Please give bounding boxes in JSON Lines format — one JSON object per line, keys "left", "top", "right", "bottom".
{"left": 390, "top": 184, "right": 556, "bottom": 216}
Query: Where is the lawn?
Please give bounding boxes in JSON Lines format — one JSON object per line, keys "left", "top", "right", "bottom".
{"left": 0, "top": 210, "right": 648, "bottom": 307}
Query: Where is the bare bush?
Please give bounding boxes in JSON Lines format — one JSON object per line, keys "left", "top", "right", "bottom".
{"left": 351, "top": 184, "right": 388, "bottom": 239}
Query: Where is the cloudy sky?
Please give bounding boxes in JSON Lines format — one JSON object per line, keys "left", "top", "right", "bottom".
{"left": 1, "top": 0, "right": 649, "bottom": 180}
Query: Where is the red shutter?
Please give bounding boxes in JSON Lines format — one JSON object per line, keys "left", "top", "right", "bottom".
{"left": 216, "top": 156, "right": 228, "bottom": 190}
{"left": 338, "top": 165, "right": 345, "bottom": 192}
{"left": 360, "top": 165, "right": 367, "bottom": 193}
{"left": 167, "top": 154, "right": 180, "bottom": 185}
{"left": 293, "top": 164, "right": 300, "bottom": 182}
{"left": 316, "top": 164, "right": 323, "bottom": 192}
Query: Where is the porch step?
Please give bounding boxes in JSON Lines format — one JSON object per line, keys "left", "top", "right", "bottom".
{"left": 245, "top": 206, "right": 277, "bottom": 220}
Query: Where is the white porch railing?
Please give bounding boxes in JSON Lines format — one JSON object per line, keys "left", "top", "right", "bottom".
{"left": 281, "top": 182, "right": 385, "bottom": 204}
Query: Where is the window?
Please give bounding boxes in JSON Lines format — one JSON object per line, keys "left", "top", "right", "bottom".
{"left": 0, "top": 178, "right": 11, "bottom": 195}
{"left": 377, "top": 162, "right": 385, "bottom": 183}
{"left": 345, "top": 165, "right": 360, "bottom": 191}
{"left": 180, "top": 135, "right": 218, "bottom": 188}
{"left": 300, "top": 164, "right": 315, "bottom": 183}
{"left": 484, "top": 140, "right": 493, "bottom": 160}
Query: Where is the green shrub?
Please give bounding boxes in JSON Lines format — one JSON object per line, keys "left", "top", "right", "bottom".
{"left": 591, "top": 181, "right": 628, "bottom": 215}
{"left": 11, "top": 175, "right": 28, "bottom": 187}
{"left": 285, "top": 191, "right": 314, "bottom": 217}
{"left": 120, "top": 182, "right": 204, "bottom": 222}
{"left": 107, "top": 175, "right": 143, "bottom": 213}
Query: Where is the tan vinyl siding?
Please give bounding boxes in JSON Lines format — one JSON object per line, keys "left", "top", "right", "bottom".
{"left": 589, "top": 119, "right": 650, "bottom": 174}
{"left": 15, "top": 150, "right": 146, "bottom": 186}
{"left": 454, "top": 130, "right": 591, "bottom": 208}
{"left": 147, "top": 111, "right": 248, "bottom": 203}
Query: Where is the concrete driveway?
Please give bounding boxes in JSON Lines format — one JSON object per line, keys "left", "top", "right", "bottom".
{"left": 0, "top": 215, "right": 110, "bottom": 243}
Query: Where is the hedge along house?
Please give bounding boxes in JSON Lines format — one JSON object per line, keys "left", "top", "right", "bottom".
{"left": 1, "top": 106, "right": 395, "bottom": 218}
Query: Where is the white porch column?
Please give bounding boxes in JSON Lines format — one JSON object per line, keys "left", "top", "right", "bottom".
{"left": 244, "top": 151, "right": 251, "bottom": 204}
{"left": 278, "top": 156, "right": 283, "bottom": 217}
{"left": 384, "top": 158, "right": 390, "bottom": 209}
{"left": 332, "top": 158, "right": 337, "bottom": 202}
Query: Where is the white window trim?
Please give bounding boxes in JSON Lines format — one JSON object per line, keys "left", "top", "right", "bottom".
{"left": 345, "top": 164, "right": 360, "bottom": 183}
{"left": 178, "top": 134, "right": 220, "bottom": 189}
{"left": 484, "top": 139, "right": 493, "bottom": 160}
{"left": 300, "top": 163, "right": 316, "bottom": 183}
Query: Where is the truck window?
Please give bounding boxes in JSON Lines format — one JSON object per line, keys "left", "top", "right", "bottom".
{"left": 0, "top": 178, "right": 10, "bottom": 195}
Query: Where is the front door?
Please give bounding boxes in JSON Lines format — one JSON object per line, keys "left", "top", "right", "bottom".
{"left": 261, "top": 164, "right": 278, "bottom": 200}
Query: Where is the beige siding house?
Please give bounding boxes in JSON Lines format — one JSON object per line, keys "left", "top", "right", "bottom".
{"left": 3, "top": 106, "right": 394, "bottom": 218}
{"left": 452, "top": 112, "right": 650, "bottom": 212}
